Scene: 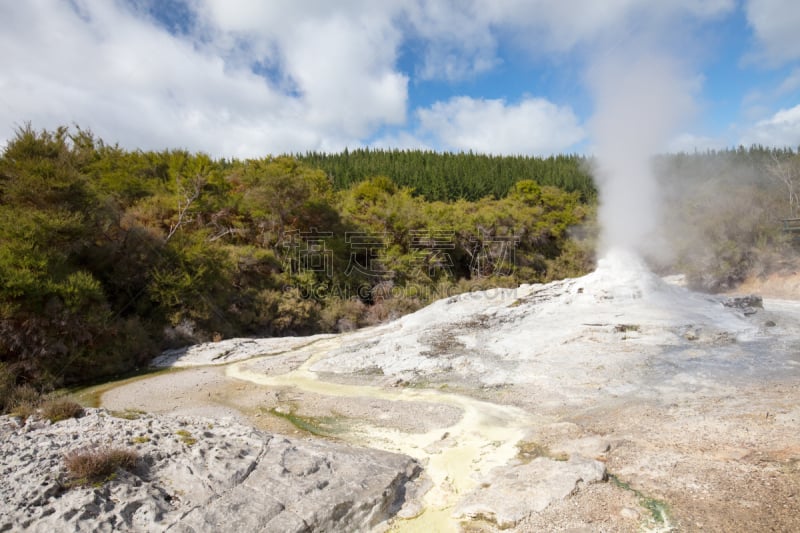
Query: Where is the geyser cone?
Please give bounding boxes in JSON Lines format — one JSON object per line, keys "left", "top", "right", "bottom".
{"left": 578, "top": 247, "right": 665, "bottom": 301}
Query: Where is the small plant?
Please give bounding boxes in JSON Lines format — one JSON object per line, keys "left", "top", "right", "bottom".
{"left": 110, "top": 408, "right": 146, "bottom": 420}
{"left": 40, "top": 397, "right": 84, "bottom": 423}
{"left": 175, "top": 429, "right": 197, "bottom": 446}
{"left": 131, "top": 435, "right": 151, "bottom": 444}
{"left": 609, "top": 474, "right": 672, "bottom": 527}
{"left": 64, "top": 446, "right": 139, "bottom": 487}
{"left": 5, "top": 384, "right": 42, "bottom": 419}
{"left": 0, "top": 362, "right": 17, "bottom": 413}
{"left": 268, "top": 408, "right": 342, "bottom": 437}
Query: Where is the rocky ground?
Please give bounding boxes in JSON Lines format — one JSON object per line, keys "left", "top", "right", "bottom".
{"left": 6, "top": 251, "right": 800, "bottom": 531}
{"left": 0, "top": 409, "right": 420, "bottom": 532}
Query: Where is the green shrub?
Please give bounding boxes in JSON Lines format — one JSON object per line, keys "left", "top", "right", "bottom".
{"left": 319, "top": 297, "right": 367, "bottom": 332}
{"left": 64, "top": 446, "right": 139, "bottom": 486}
{"left": 256, "top": 288, "right": 321, "bottom": 335}
{"left": 363, "top": 297, "right": 423, "bottom": 326}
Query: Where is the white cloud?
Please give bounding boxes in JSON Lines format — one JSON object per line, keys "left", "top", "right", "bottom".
{"left": 745, "top": 0, "right": 800, "bottom": 65}
{"left": 741, "top": 104, "right": 800, "bottom": 147}
{"left": 195, "top": 0, "right": 408, "bottom": 136}
{"left": 777, "top": 68, "right": 800, "bottom": 95}
{"left": 402, "top": 0, "right": 735, "bottom": 79}
{"left": 416, "top": 96, "right": 584, "bottom": 155}
{"left": 0, "top": 1, "right": 407, "bottom": 157}
{"left": 0, "top": 0, "right": 749, "bottom": 157}
{"left": 401, "top": 1, "right": 498, "bottom": 80}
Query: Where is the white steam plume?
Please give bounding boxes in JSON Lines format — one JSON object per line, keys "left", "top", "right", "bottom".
{"left": 588, "top": 52, "right": 695, "bottom": 257}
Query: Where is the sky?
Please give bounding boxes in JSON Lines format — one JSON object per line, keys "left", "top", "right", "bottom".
{"left": 0, "top": 0, "right": 799, "bottom": 159}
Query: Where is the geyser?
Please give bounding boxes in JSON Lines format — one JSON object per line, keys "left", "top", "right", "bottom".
{"left": 588, "top": 52, "right": 694, "bottom": 259}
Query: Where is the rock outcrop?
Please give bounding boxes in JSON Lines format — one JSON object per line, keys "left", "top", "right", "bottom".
{"left": 453, "top": 455, "right": 608, "bottom": 529}
{"left": 0, "top": 409, "right": 420, "bottom": 532}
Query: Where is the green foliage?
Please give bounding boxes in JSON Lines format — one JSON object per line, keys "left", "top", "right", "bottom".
{"left": 0, "top": 126, "right": 158, "bottom": 387}
{"left": 297, "top": 148, "right": 596, "bottom": 202}
{"left": 319, "top": 297, "right": 368, "bottom": 332}
{"left": 255, "top": 288, "right": 322, "bottom": 335}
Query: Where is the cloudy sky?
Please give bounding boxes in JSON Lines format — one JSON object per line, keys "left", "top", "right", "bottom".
{"left": 1, "top": 0, "right": 798, "bottom": 158}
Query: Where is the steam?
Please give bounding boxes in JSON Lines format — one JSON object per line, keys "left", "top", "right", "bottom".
{"left": 588, "top": 52, "right": 695, "bottom": 258}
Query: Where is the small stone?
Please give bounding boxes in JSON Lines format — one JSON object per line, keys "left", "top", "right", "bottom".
{"left": 723, "top": 295, "right": 763, "bottom": 312}
{"left": 620, "top": 507, "right": 639, "bottom": 519}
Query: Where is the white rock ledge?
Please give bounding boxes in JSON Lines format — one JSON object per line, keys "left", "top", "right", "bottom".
{"left": 0, "top": 409, "right": 420, "bottom": 532}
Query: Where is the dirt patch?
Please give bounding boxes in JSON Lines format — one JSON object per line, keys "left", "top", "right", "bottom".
{"left": 567, "top": 381, "right": 800, "bottom": 532}
{"left": 732, "top": 271, "right": 800, "bottom": 299}
{"left": 514, "top": 482, "right": 642, "bottom": 533}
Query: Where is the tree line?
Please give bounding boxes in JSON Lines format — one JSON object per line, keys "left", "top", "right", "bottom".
{"left": 296, "top": 148, "right": 596, "bottom": 202}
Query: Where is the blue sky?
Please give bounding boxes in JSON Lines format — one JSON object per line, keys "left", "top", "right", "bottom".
{"left": 0, "top": 0, "right": 798, "bottom": 158}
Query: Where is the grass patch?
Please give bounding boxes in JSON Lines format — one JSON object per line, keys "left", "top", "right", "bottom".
{"left": 175, "top": 429, "right": 197, "bottom": 446}
{"left": 609, "top": 474, "right": 672, "bottom": 527}
{"left": 268, "top": 408, "right": 342, "bottom": 438}
{"left": 64, "top": 446, "right": 139, "bottom": 487}
{"left": 40, "top": 397, "right": 84, "bottom": 422}
{"left": 4, "top": 389, "right": 84, "bottom": 423}
{"left": 516, "top": 441, "right": 569, "bottom": 463}
{"left": 5, "top": 384, "right": 41, "bottom": 418}
{"left": 131, "top": 435, "right": 151, "bottom": 444}
{"left": 110, "top": 408, "right": 147, "bottom": 420}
